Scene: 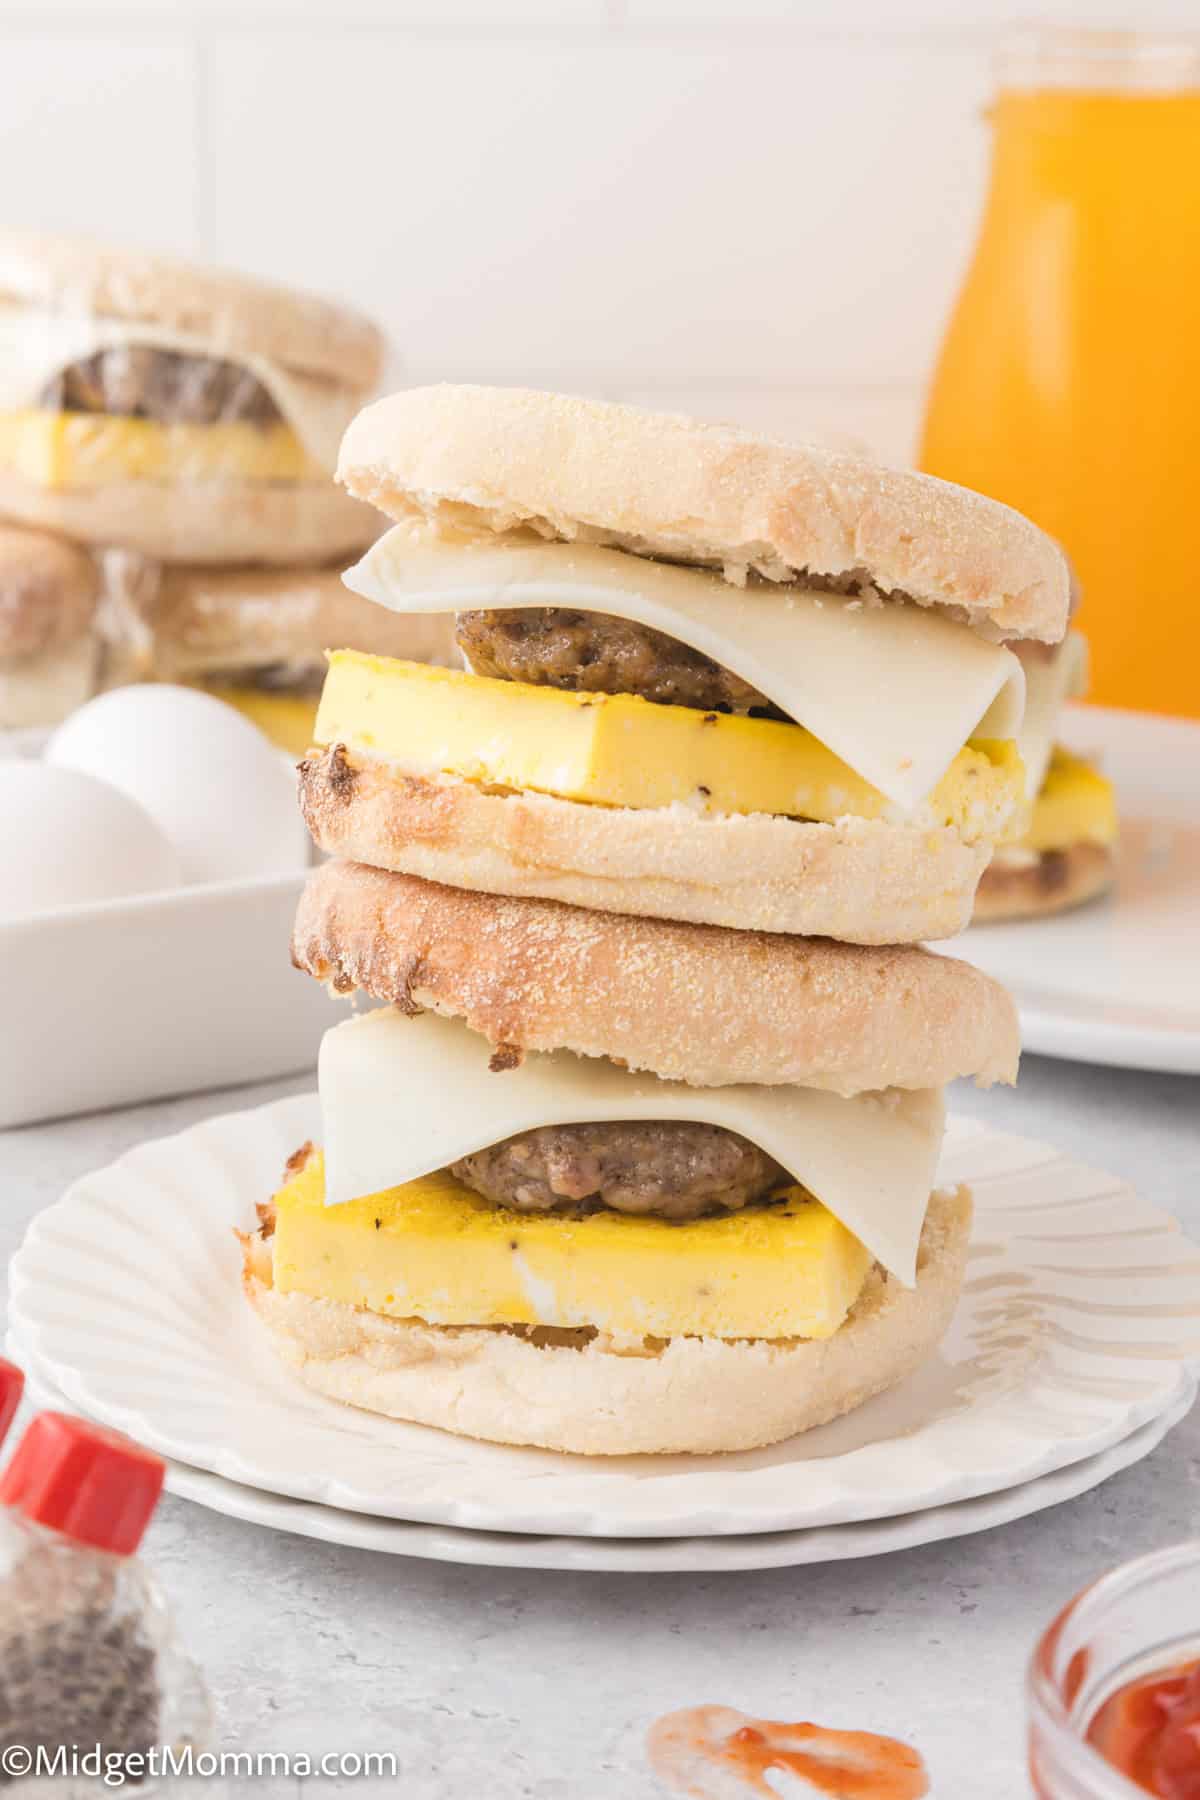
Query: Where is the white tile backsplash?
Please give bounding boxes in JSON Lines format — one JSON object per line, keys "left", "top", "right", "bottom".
{"left": 0, "top": 38, "right": 199, "bottom": 251}
{"left": 6, "top": 1, "right": 613, "bottom": 19}
{"left": 622, "top": 0, "right": 1200, "bottom": 26}
{"left": 207, "top": 36, "right": 986, "bottom": 392}
{"left": 0, "top": 4, "right": 1176, "bottom": 436}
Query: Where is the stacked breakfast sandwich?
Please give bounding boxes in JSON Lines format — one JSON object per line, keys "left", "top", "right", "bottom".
{"left": 0, "top": 524, "right": 98, "bottom": 730}
{"left": 974, "top": 629, "right": 1117, "bottom": 921}
{"left": 0, "top": 235, "right": 452, "bottom": 737}
{"left": 242, "top": 387, "right": 1072, "bottom": 1455}
{"left": 97, "top": 558, "right": 456, "bottom": 757}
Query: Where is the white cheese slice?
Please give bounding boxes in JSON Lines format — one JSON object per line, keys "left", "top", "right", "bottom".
{"left": 1015, "top": 631, "right": 1089, "bottom": 796}
{"left": 0, "top": 304, "right": 356, "bottom": 472}
{"left": 343, "top": 527, "right": 1025, "bottom": 813}
{"left": 319, "top": 1009, "right": 947, "bottom": 1286}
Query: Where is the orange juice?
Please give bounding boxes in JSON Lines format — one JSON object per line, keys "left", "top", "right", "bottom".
{"left": 920, "top": 34, "right": 1200, "bottom": 717}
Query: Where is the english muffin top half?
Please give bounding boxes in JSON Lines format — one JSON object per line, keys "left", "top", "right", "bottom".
{"left": 296, "top": 385, "right": 1070, "bottom": 941}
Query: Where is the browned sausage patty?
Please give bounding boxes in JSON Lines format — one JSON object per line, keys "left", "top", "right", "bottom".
{"left": 450, "top": 1121, "right": 789, "bottom": 1221}
{"left": 455, "top": 607, "right": 780, "bottom": 715}
{"left": 42, "top": 347, "right": 280, "bottom": 427}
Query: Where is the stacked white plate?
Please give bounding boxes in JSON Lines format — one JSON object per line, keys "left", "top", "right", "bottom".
{"left": 959, "top": 704, "right": 1200, "bottom": 1073}
{"left": 10, "top": 1098, "right": 1200, "bottom": 1572}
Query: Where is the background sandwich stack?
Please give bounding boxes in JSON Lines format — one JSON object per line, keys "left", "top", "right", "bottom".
{"left": 0, "top": 234, "right": 454, "bottom": 743}
{"left": 974, "top": 627, "right": 1118, "bottom": 921}
{"left": 0, "top": 524, "right": 99, "bottom": 730}
{"left": 245, "top": 387, "right": 1072, "bottom": 1456}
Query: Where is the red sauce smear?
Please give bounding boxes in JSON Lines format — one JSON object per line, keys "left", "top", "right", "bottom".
{"left": 647, "top": 1704, "right": 929, "bottom": 1798}
{"left": 1087, "top": 1658, "right": 1200, "bottom": 1798}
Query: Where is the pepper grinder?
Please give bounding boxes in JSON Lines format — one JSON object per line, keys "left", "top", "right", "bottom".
{"left": 0, "top": 1407, "right": 211, "bottom": 1789}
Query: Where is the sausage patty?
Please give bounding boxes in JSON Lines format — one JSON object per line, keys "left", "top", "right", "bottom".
{"left": 455, "top": 607, "right": 780, "bottom": 715}
{"left": 43, "top": 347, "right": 280, "bottom": 427}
{"left": 450, "top": 1120, "right": 789, "bottom": 1221}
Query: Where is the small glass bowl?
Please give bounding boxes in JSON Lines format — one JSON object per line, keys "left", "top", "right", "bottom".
{"left": 1028, "top": 1540, "right": 1200, "bottom": 1797}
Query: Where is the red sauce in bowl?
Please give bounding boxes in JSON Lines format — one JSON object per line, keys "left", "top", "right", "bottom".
{"left": 1087, "top": 1659, "right": 1200, "bottom": 1797}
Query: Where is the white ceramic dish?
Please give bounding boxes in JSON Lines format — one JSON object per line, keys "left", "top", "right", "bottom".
{"left": 960, "top": 704, "right": 1200, "bottom": 1073}
{"left": 0, "top": 872, "right": 335, "bottom": 1129}
{"left": 0, "top": 727, "right": 335, "bottom": 1128}
{"left": 11, "top": 1098, "right": 1200, "bottom": 1538}
{"left": 13, "top": 1352, "right": 1192, "bottom": 1572}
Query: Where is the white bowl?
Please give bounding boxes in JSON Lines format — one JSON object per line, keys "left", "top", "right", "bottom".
{"left": 0, "top": 870, "right": 337, "bottom": 1127}
{"left": 0, "top": 725, "right": 335, "bottom": 1126}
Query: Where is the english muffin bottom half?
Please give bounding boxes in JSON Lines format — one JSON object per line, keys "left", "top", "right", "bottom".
{"left": 238, "top": 866, "right": 1019, "bottom": 1456}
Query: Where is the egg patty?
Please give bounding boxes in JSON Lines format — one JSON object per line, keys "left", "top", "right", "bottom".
{"left": 254, "top": 1148, "right": 874, "bottom": 1343}
{"left": 192, "top": 681, "right": 322, "bottom": 758}
{"left": 313, "top": 650, "right": 1023, "bottom": 838}
{"left": 0, "top": 410, "right": 318, "bottom": 490}
{"left": 1020, "top": 746, "right": 1117, "bottom": 853}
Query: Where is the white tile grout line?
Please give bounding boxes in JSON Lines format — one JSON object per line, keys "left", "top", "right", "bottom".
{"left": 380, "top": 377, "right": 923, "bottom": 398}
{"left": 0, "top": 12, "right": 1006, "bottom": 48}
{"left": 191, "top": 28, "right": 215, "bottom": 259}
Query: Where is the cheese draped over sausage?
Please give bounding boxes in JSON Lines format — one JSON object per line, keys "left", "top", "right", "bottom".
{"left": 342, "top": 527, "right": 1026, "bottom": 813}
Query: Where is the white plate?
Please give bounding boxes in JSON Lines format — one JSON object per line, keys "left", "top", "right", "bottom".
{"left": 12, "top": 1351, "right": 1193, "bottom": 1572}
{"left": 959, "top": 705, "right": 1200, "bottom": 1073}
{"left": 11, "top": 1096, "right": 1200, "bottom": 1538}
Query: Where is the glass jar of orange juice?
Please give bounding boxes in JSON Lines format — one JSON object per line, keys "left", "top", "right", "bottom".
{"left": 920, "top": 29, "right": 1200, "bottom": 719}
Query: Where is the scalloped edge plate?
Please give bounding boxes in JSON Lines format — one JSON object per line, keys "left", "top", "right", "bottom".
{"left": 10, "top": 1096, "right": 1200, "bottom": 1538}
{"left": 12, "top": 1352, "right": 1192, "bottom": 1572}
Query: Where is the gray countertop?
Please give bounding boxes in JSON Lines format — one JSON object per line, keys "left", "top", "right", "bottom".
{"left": 2, "top": 1053, "right": 1197, "bottom": 1798}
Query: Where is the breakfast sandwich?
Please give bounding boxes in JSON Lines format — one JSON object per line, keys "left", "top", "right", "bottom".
{"left": 0, "top": 233, "right": 383, "bottom": 565}
{"left": 97, "top": 556, "right": 457, "bottom": 757}
{"left": 974, "top": 633, "right": 1117, "bottom": 920}
{"left": 0, "top": 523, "right": 99, "bottom": 728}
{"left": 299, "top": 386, "right": 1072, "bottom": 944}
{"left": 239, "top": 863, "right": 1019, "bottom": 1456}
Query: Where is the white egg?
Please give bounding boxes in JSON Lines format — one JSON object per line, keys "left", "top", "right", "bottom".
{"left": 0, "top": 761, "right": 181, "bottom": 921}
{"left": 46, "top": 685, "right": 310, "bottom": 885}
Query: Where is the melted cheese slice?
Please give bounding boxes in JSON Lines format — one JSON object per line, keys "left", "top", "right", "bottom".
{"left": 343, "top": 527, "right": 1026, "bottom": 812}
{"left": 319, "top": 1009, "right": 946, "bottom": 1286}
{"left": 0, "top": 305, "right": 357, "bottom": 471}
{"left": 1016, "top": 632, "right": 1089, "bottom": 798}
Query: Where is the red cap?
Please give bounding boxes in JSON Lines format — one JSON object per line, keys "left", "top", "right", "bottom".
{"left": 0, "top": 1413, "right": 165, "bottom": 1555}
{"left": 0, "top": 1360, "right": 24, "bottom": 1448}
